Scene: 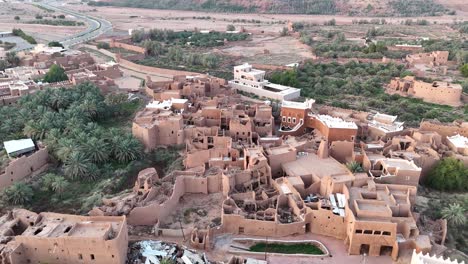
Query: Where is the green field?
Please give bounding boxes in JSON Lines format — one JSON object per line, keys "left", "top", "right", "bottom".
{"left": 249, "top": 242, "right": 324, "bottom": 255}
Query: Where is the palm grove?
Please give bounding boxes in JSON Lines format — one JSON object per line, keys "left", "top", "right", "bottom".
{"left": 0, "top": 83, "right": 142, "bottom": 209}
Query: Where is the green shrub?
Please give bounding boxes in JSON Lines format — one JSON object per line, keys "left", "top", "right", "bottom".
{"left": 425, "top": 158, "right": 468, "bottom": 191}
{"left": 43, "top": 64, "right": 68, "bottom": 83}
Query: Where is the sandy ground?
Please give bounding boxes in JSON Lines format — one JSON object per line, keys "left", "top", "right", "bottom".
{"left": 0, "top": 2, "right": 86, "bottom": 43}
{"left": 68, "top": 4, "right": 468, "bottom": 35}
{"left": 219, "top": 35, "right": 314, "bottom": 65}
{"left": 162, "top": 193, "right": 224, "bottom": 230}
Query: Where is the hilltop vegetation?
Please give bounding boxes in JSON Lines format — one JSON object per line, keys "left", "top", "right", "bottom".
{"left": 268, "top": 61, "right": 467, "bottom": 126}
{"left": 88, "top": 0, "right": 452, "bottom": 16}
{"left": 0, "top": 83, "right": 144, "bottom": 213}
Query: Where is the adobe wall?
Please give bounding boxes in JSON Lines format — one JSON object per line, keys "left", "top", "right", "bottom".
{"left": 373, "top": 169, "right": 421, "bottom": 187}
{"left": 419, "top": 121, "right": 468, "bottom": 137}
{"left": 367, "top": 127, "right": 409, "bottom": 141}
{"left": 347, "top": 214, "right": 398, "bottom": 257}
{"left": 329, "top": 141, "right": 354, "bottom": 164}
{"left": 412, "top": 82, "right": 461, "bottom": 106}
{"left": 127, "top": 174, "right": 222, "bottom": 225}
{"left": 116, "top": 55, "right": 199, "bottom": 77}
{"left": 0, "top": 148, "right": 48, "bottom": 190}
{"left": 221, "top": 214, "right": 305, "bottom": 237}
{"left": 109, "top": 40, "right": 146, "bottom": 54}
{"left": 307, "top": 209, "right": 347, "bottom": 240}
{"left": 15, "top": 216, "right": 128, "bottom": 264}
{"left": 267, "top": 147, "right": 297, "bottom": 178}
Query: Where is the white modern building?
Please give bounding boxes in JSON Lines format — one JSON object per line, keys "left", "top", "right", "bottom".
{"left": 229, "top": 63, "right": 301, "bottom": 101}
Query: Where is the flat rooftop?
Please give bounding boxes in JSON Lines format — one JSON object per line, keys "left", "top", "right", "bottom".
{"left": 266, "top": 145, "right": 295, "bottom": 156}
{"left": 282, "top": 154, "right": 351, "bottom": 179}
{"left": 20, "top": 213, "right": 124, "bottom": 239}
{"left": 447, "top": 134, "right": 468, "bottom": 149}
{"left": 281, "top": 99, "right": 314, "bottom": 110}
{"left": 378, "top": 158, "right": 421, "bottom": 171}
{"left": 313, "top": 114, "right": 358, "bottom": 129}
{"left": 4, "top": 138, "right": 35, "bottom": 155}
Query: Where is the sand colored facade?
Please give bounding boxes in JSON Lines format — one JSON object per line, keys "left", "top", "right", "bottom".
{"left": 406, "top": 51, "right": 449, "bottom": 66}
{"left": 92, "top": 135, "right": 432, "bottom": 261}
{"left": 0, "top": 145, "right": 48, "bottom": 191}
{"left": 0, "top": 51, "right": 124, "bottom": 104}
{"left": 0, "top": 209, "right": 128, "bottom": 264}
{"left": 279, "top": 99, "right": 358, "bottom": 142}
{"left": 420, "top": 120, "right": 468, "bottom": 137}
{"left": 386, "top": 76, "right": 463, "bottom": 106}
{"left": 133, "top": 77, "right": 275, "bottom": 150}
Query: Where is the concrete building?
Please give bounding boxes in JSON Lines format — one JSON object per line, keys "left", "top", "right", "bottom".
{"left": 387, "top": 76, "right": 463, "bottom": 106}
{"left": 229, "top": 63, "right": 300, "bottom": 101}
{"left": 0, "top": 209, "right": 128, "bottom": 264}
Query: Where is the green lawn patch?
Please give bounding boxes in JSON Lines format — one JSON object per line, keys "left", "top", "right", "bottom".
{"left": 249, "top": 243, "right": 324, "bottom": 255}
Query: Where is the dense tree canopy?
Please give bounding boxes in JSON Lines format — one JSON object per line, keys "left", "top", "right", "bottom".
{"left": 425, "top": 158, "right": 468, "bottom": 191}
{"left": 43, "top": 64, "right": 68, "bottom": 83}
{"left": 0, "top": 83, "right": 142, "bottom": 183}
{"left": 267, "top": 61, "right": 465, "bottom": 126}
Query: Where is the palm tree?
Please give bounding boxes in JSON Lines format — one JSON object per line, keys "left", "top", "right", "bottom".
{"left": 50, "top": 89, "right": 71, "bottom": 111}
{"left": 442, "top": 203, "right": 466, "bottom": 226}
{"left": 63, "top": 151, "right": 93, "bottom": 180}
{"left": 56, "top": 138, "right": 77, "bottom": 162}
{"left": 44, "top": 128, "right": 63, "bottom": 152}
{"left": 2, "top": 182, "right": 33, "bottom": 205}
{"left": 112, "top": 136, "right": 142, "bottom": 163}
{"left": 346, "top": 161, "right": 364, "bottom": 173}
{"left": 83, "top": 138, "right": 109, "bottom": 163}
{"left": 51, "top": 176, "right": 70, "bottom": 195}
{"left": 23, "top": 120, "right": 49, "bottom": 140}
{"left": 41, "top": 173, "right": 58, "bottom": 190}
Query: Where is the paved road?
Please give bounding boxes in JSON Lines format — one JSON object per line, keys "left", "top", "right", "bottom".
{"left": 35, "top": 0, "right": 112, "bottom": 48}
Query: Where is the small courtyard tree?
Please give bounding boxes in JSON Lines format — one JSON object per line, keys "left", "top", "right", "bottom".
{"left": 43, "top": 64, "right": 68, "bottom": 83}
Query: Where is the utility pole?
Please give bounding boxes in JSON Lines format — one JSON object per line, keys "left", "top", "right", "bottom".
{"left": 264, "top": 236, "right": 268, "bottom": 261}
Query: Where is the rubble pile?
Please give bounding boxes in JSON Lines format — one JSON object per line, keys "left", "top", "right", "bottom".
{"left": 127, "top": 240, "right": 212, "bottom": 264}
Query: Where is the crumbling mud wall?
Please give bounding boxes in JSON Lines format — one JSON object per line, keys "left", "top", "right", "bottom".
{"left": 0, "top": 148, "right": 48, "bottom": 190}
{"left": 126, "top": 174, "right": 222, "bottom": 225}
{"left": 420, "top": 121, "right": 468, "bottom": 137}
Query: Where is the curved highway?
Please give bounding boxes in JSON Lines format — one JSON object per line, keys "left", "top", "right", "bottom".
{"left": 36, "top": 0, "right": 112, "bottom": 47}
